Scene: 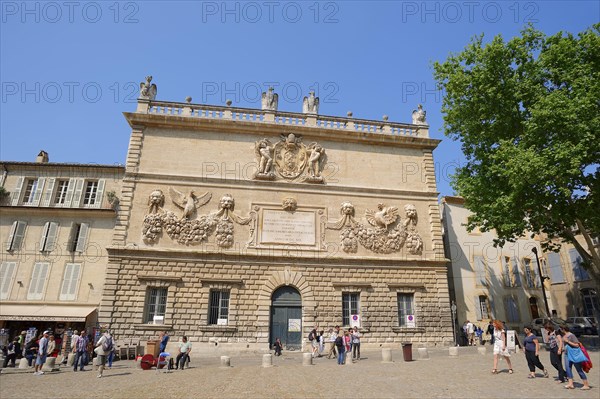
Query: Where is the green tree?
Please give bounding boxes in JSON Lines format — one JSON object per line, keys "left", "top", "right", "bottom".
{"left": 434, "top": 24, "right": 600, "bottom": 283}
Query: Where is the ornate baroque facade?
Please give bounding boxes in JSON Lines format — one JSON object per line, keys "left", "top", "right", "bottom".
{"left": 99, "top": 79, "right": 451, "bottom": 353}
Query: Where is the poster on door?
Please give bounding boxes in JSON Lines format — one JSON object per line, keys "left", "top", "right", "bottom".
{"left": 288, "top": 319, "right": 301, "bottom": 332}
{"left": 507, "top": 330, "right": 516, "bottom": 352}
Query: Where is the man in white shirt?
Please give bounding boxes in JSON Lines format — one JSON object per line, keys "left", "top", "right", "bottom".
{"left": 466, "top": 321, "right": 475, "bottom": 346}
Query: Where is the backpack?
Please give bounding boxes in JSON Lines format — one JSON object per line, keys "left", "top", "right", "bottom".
{"left": 308, "top": 331, "right": 314, "bottom": 341}
{"left": 102, "top": 337, "right": 114, "bottom": 352}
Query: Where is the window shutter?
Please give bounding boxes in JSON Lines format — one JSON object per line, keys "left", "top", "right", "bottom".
{"left": 547, "top": 253, "right": 565, "bottom": 283}
{"left": 60, "top": 264, "right": 74, "bottom": 299}
{"left": 0, "top": 262, "right": 17, "bottom": 300}
{"left": 45, "top": 222, "right": 59, "bottom": 252}
{"left": 63, "top": 179, "right": 76, "bottom": 207}
{"left": 512, "top": 258, "right": 521, "bottom": 287}
{"left": 10, "top": 177, "right": 24, "bottom": 205}
{"left": 474, "top": 296, "right": 483, "bottom": 320}
{"left": 75, "top": 223, "right": 89, "bottom": 253}
{"left": 10, "top": 221, "right": 27, "bottom": 251}
{"left": 503, "top": 261, "right": 511, "bottom": 287}
{"left": 31, "top": 178, "right": 45, "bottom": 206}
{"left": 523, "top": 259, "right": 533, "bottom": 288}
{"left": 28, "top": 263, "right": 49, "bottom": 300}
{"left": 41, "top": 178, "right": 55, "bottom": 207}
{"left": 71, "top": 179, "right": 85, "bottom": 208}
{"left": 474, "top": 256, "right": 487, "bottom": 286}
{"left": 40, "top": 222, "right": 50, "bottom": 251}
{"left": 68, "top": 263, "right": 81, "bottom": 299}
{"left": 6, "top": 221, "right": 18, "bottom": 251}
{"left": 533, "top": 266, "right": 541, "bottom": 288}
{"left": 488, "top": 297, "right": 496, "bottom": 319}
{"left": 93, "top": 179, "right": 105, "bottom": 208}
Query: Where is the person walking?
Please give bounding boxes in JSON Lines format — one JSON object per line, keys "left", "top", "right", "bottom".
{"left": 466, "top": 320, "right": 475, "bottom": 346}
{"left": 522, "top": 326, "right": 549, "bottom": 378}
{"left": 2, "top": 338, "right": 19, "bottom": 368}
{"left": 318, "top": 330, "right": 325, "bottom": 357}
{"left": 344, "top": 329, "right": 352, "bottom": 364}
{"left": 351, "top": 327, "right": 361, "bottom": 361}
{"left": 491, "top": 320, "right": 513, "bottom": 374}
{"left": 545, "top": 323, "right": 566, "bottom": 383}
{"left": 34, "top": 331, "right": 49, "bottom": 375}
{"left": 327, "top": 327, "right": 338, "bottom": 359}
{"left": 335, "top": 332, "right": 345, "bottom": 365}
{"left": 159, "top": 331, "right": 169, "bottom": 354}
{"left": 487, "top": 321, "right": 495, "bottom": 345}
{"left": 94, "top": 330, "right": 113, "bottom": 378}
{"left": 561, "top": 325, "right": 590, "bottom": 390}
{"left": 73, "top": 330, "right": 88, "bottom": 372}
{"left": 273, "top": 338, "right": 283, "bottom": 356}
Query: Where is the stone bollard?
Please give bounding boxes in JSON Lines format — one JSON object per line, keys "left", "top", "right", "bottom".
{"left": 220, "top": 356, "right": 231, "bottom": 368}
{"left": 67, "top": 353, "right": 76, "bottom": 367}
{"left": 417, "top": 347, "right": 429, "bottom": 360}
{"left": 92, "top": 357, "right": 99, "bottom": 367}
{"left": 381, "top": 348, "right": 393, "bottom": 363}
{"left": 302, "top": 353, "right": 313, "bottom": 366}
{"left": 19, "top": 357, "right": 29, "bottom": 369}
{"left": 136, "top": 357, "right": 142, "bottom": 369}
{"left": 477, "top": 346, "right": 487, "bottom": 355}
{"left": 345, "top": 354, "right": 353, "bottom": 366}
{"left": 262, "top": 354, "right": 273, "bottom": 368}
{"left": 42, "top": 357, "right": 57, "bottom": 372}
{"left": 449, "top": 347, "right": 459, "bottom": 357}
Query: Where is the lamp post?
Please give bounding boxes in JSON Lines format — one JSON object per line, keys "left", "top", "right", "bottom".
{"left": 532, "top": 247, "right": 551, "bottom": 317}
{"left": 451, "top": 301, "right": 457, "bottom": 347}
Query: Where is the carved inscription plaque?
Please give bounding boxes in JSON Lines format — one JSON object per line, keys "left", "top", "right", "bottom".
{"left": 260, "top": 210, "right": 316, "bottom": 245}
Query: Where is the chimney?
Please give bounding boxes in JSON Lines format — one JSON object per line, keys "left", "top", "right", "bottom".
{"left": 36, "top": 150, "right": 49, "bottom": 163}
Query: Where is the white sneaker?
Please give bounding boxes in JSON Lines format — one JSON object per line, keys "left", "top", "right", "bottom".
{"left": 38, "top": 371, "right": 44, "bottom": 375}
{"left": 97, "top": 374, "right": 102, "bottom": 378}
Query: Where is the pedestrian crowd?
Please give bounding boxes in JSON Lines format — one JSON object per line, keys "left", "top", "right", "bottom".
{"left": 487, "top": 319, "right": 592, "bottom": 391}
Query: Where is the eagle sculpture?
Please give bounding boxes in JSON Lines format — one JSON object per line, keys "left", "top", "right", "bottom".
{"left": 365, "top": 203, "right": 399, "bottom": 229}
{"left": 169, "top": 187, "right": 212, "bottom": 219}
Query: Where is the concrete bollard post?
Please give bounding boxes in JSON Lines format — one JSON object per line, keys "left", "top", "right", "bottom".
{"left": 381, "top": 348, "right": 393, "bottom": 363}
{"left": 67, "top": 353, "right": 76, "bottom": 367}
{"left": 345, "top": 353, "right": 353, "bottom": 366}
{"left": 262, "top": 354, "right": 273, "bottom": 368}
{"left": 92, "top": 357, "right": 99, "bottom": 367}
{"left": 136, "top": 357, "right": 142, "bottom": 369}
{"left": 220, "top": 356, "right": 231, "bottom": 368}
{"left": 42, "top": 357, "right": 57, "bottom": 372}
{"left": 477, "top": 346, "right": 487, "bottom": 355}
{"left": 19, "top": 357, "right": 29, "bottom": 369}
{"left": 417, "top": 347, "right": 429, "bottom": 360}
{"left": 449, "top": 346, "right": 459, "bottom": 357}
{"left": 302, "top": 353, "right": 313, "bottom": 366}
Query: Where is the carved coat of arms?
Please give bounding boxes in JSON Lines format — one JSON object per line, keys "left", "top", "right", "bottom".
{"left": 274, "top": 134, "right": 308, "bottom": 179}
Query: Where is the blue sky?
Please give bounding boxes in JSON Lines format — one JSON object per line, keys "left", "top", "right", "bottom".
{"left": 1, "top": 1, "right": 598, "bottom": 196}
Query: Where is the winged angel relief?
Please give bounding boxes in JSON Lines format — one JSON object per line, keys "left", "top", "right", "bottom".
{"left": 142, "top": 189, "right": 251, "bottom": 248}
{"left": 328, "top": 202, "right": 423, "bottom": 254}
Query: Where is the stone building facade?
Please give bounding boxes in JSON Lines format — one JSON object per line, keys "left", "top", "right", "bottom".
{"left": 441, "top": 196, "right": 550, "bottom": 339}
{"left": 0, "top": 153, "right": 123, "bottom": 345}
{"left": 100, "top": 79, "right": 451, "bottom": 354}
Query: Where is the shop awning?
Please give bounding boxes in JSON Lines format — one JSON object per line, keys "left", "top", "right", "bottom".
{"left": 0, "top": 304, "right": 97, "bottom": 322}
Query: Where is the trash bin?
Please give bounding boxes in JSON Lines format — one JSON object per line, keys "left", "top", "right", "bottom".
{"left": 146, "top": 340, "right": 160, "bottom": 358}
{"left": 402, "top": 342, "right": 413, "bottom": 361}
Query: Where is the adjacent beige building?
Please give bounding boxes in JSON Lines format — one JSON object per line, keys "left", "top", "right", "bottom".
{"left": 0, "top": 152, "right": 124, "bottom": 344}
{"left": 99, "top": 80, "right": 452, "bottom": 354}
{"left": 441, "top": 196, "right": 550, "bottom": 339}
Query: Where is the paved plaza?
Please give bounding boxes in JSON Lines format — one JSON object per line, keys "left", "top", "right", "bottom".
{"left": 1, "top": 346, "right": 598, "bottom": 398}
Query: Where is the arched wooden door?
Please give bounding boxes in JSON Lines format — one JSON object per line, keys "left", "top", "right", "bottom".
{"left": 270, "top": 286, "right": 302, "bottom": 350}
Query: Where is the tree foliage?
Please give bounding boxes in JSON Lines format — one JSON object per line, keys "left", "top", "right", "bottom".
{"left": 434, "top": 24, "right": 600, "bottom": 282}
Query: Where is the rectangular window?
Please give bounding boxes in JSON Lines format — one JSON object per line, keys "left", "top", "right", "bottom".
{"left": 473, "top": 256, "right": 487, "bottom": 286}
{"left": 145, "top": 287, "right": 167, "bottom": 323}
{"left": 397, "top": 293, "right": 414, "bottom": 327}
{"left": 342, "top": 292, "right": 360, "bottom": 326}
{"left": 502, "top": 256, "right": 522, "bottom": 287}
{"left": 5, "top": 221, "right": 27, "bottom": 252}
{"left": 504, "top": 296, "right": 520, "bottom": 323}
{"left": 475, "top": 296, "right": 490, "bottom": 320}
{"left": 523, "top": 258, "right": 541, "bottom": 288}
{"left": 27, "top": 262, "right": 50, "bottom": 300}
{"left": 83, "top": 181, "right": 99, "bottom": 205}
{"left": 54, "top": 180, "right": 70, "bottom": 204}
{"left": 70, "top": 223, "right": 89, "bottom": 253}
{"left": 0, "top": 262, "right": 17, "bottom": 300}
{"left": 22, "top": 179, "right": 38, "bottom": 204}
{"left": 547, "top": 252, "right": 565, "bottom": 283}
{"left": 208, "top": 290, "right": 230, "bottom": 325}
{"left": 59, "top": 263, "right": 81, "bottom": 300}
{"left": 39, "top": 222, "right": 59, "bottom": 252}
{"left": 569, "top": 248, "right": 590, "bottom": 281}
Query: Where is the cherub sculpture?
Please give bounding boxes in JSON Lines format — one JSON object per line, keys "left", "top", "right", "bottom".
{"left": 307, "top": 143, "right": 324, "bottom": 178}
{"left": 255, "top": 139, "right": 274, "bottom": 175}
